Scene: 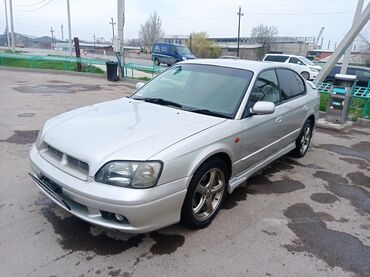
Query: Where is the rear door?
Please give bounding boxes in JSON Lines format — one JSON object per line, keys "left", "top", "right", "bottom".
{"left": 275, "top": 68, "right": 308, "bottom": 145}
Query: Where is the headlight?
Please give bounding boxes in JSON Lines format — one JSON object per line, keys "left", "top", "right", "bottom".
{"left": 35, "top": 125, "right": 44, "bottom": 149}
{"left": 95, "top": 161, "right": 163, "bottom": 189}
{"left": 182, "top": 57, "right": 187, "bottom": 61}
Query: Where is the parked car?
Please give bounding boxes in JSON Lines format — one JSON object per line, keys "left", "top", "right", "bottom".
{"left": 324, "top": 65, "right": 370, "bottom": 87}
{"left": 263, "top": 54, "right": 322, "bottom": 80}
{"left": 152, "top": 42, "right": 195, "bottom": 66}
{"left": 29, "top": 60, "right": 319, "bottom": 233}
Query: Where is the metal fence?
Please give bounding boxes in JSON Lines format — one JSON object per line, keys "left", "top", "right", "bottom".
{"left": 316, "top": 82, "right": 370, "bottom": 119}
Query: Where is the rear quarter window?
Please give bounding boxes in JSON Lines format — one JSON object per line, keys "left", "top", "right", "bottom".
{"left": 276, "top": 69, "right": 306, "bottom": 100}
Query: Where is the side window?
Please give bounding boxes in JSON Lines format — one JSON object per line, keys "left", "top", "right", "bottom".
{"left": 153, "top": 45, "right": 160, "bottom": 53}
{"left": 249, "top": 70, "right": 280, "bottom": 105}
{"left": 276, "top": 69, "right": 306, "bottom": 101}
{"left": 169, "top": 45, "right": 175, "bottom": 54}
{"left": 160, "top": 45, "right": 168, "bottom": 53}
{"left": 289, "top": 57, "right": 302, "bottom": 65}
{"left": 265, "top": 55, "right": 289, "bottom": 62}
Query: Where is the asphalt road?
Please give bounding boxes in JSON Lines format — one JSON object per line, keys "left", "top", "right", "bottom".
{"left": 0, "top": 69, "right": 370, "bottom": 277}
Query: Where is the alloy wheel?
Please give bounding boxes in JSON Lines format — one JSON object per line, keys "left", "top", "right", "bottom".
{"left": 192, "top": 168, "right": 225, "bottom": 221}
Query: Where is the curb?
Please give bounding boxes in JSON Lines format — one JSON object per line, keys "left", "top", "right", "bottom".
{"left": 318, "top": 111, "right": 370, "bottom": 128}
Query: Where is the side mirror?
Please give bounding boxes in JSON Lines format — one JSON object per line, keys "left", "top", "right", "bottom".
{"left": 251, "top": 101, "right": 275, "bottom": 115}
{"left": 135, "top": 82, "right": 145, "bottom": 90}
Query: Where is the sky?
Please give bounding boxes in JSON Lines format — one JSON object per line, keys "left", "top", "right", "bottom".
{"left": 0, "top": 0, "right": 369, "bottom": 49}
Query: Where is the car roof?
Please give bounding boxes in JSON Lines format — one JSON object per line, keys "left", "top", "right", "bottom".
{"left": 154, "top": 42, "right": 183, "bottom": 46}
{"left": 180, "top": 59, "right": 292, "bottom": 73}
{"left": 265, "top": 53, "right": 301, "bottom": 58}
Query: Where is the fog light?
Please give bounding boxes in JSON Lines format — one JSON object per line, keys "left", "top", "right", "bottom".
{"left": 114, "top": 213, "right": 126, "bottom": 222}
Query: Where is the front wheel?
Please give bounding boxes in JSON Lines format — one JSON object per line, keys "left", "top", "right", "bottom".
{"left": 301, "top": 71, "right": 310, "bottom": 80}
{"left": 154, "top": 58, "right": 160, "bottom": 66}
{"left": 290, "top": 119, "right": 313, "bottom": 158}
{"left": 181, "top": 159, "right": 228, "bottom": 229}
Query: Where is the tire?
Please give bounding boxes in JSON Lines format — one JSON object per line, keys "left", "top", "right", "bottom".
{"left": 301, "top": 71, "right": 310, "bottom": 80}
{"left": 181, "top": 159, "right": 228, "bottom": 229}
{"left": 167, "top": 64, "right": 172, "bottom": 67}
{"left": 154, "top": 58, "right": 160, "bottom": 66}
{"left": 290, "top": 119, "right": 313, "bottom": 158}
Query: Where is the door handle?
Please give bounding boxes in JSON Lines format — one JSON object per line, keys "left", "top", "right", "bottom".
{"left": 276, "top": 116, "right": 283, "bottom": 124}
{"left": 303, "top": 105, "right": 308, "bottom": 111}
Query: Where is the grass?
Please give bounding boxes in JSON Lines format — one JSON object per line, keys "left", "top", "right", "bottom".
{"left": 0, "top": 57, "right": 104, "bottom": 74}
{"left": 320, "top": 93, "right": 370, "bottom": 120}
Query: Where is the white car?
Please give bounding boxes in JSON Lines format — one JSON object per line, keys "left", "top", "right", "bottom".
{"left": 29, "top": 59, "right": 319, "bottom": 233}
{"left": 263, "top": 54, "right": 322, "bottom": 80}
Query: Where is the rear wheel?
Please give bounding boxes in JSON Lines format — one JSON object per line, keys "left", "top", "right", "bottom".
{"left": 290, "top": 119, "right": 313, "bottom": 158}
{"left": 154, "top": 58, "right": 160, "bottom": 66}
{"left": 181, "top": 159, "right": 228, "bottom": 229}
{"left": 301, "top": 71, "right": 310, "bottom": 80}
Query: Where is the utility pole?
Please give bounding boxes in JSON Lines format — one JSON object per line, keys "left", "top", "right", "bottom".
{"left": 61, "top": 24, "right": 64, "bottom": 41}
{"left": 237, "top": 6, "right": 244, "bottom": 58}
{"left": 66, "top": 0, "right": 73, "bottom": 55}
{"left": 93, "top": 33, "right": 96, "bottom": 50}
{"left": 9, "top": 0, "right": 15, "bottom": 51}
{"left": 117, "top": 0, "right": 125, "bottom": 77}
{"left": 4, "top": 0, "right": 10, "bottom": 48}
{"left": 50, "top": 27, "right": 55, "bottom": 50}
{"left": 340, "top": 0, "right": 364, "bottom": 74}
{"left": 110, "top": 17, "right": 116, "bottom": 39}
{"left": 74, "top": 37, "right": 81, "bottom": 72}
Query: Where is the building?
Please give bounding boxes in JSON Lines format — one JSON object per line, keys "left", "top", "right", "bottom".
{"left": 163, "top": 35, "right": 315, "bottom": 59}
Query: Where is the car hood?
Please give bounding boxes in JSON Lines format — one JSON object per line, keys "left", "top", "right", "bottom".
{"left": 42, "top": 98, "right": 226, "bottom": 175}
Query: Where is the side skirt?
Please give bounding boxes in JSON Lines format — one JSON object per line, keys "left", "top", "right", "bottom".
{"left": 228, "top": 142, "right": 296, "bottom": 193}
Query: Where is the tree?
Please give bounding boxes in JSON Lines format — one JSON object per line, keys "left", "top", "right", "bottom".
{"left": 251, "top": 24, "right": 278, "bottom": 59}
{"left": 187, "top": 32, "right": 221, "bottom": 58}
{"left": 138, "top": 12, "right": 164, "bottom": 51}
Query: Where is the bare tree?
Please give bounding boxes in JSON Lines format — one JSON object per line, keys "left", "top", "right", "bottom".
{"left": 138, "top": 12, "right": 164, "bottom": 52}
{"left": 251, "top": 24, "right": 278, "bottom": 59}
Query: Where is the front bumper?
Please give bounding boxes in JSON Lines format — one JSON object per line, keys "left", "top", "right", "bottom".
{"left": 310, "top": 71, "right": 319, "bottom": 80}
{"left": 29, "top": 145, "right": 189, "bottom": 233}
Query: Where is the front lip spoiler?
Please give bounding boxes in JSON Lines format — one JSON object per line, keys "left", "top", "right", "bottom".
{"left": 28, "top": 173, "right": 71, "bottom": 211}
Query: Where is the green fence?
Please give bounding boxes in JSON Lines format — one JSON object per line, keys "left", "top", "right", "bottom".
{"left": 316, "top": 82, "right": 370, "bottom": 119}
{"left": 0, "top": 52, "right": 108, "bottom": 74}
{"left": 0, "top": 52, "right": 166, "bottom": 79}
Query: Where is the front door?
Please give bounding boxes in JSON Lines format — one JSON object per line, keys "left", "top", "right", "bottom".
{"left": 239, "top": 69, "right": 284, "bottom": 172}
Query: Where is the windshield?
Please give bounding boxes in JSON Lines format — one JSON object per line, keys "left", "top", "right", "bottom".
{"left": 131, "top": 64, "right": 253, "bottom": 118}
{"left": 299, "top": 56, "right": 315, "bottom": 66}
{"left": 176, "top": 45, "right": 192, "bottom": 55}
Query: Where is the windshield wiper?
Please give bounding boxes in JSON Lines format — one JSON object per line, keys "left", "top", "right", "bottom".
{"left": 189, "top": 109, "right": 232, "bottom": 119}
{"left": 134, "top": 97, "right": 183, "bottom": 108}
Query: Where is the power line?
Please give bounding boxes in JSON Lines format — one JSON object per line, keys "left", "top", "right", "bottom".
{"left": 13, "top": 0, "right": 49, "bottom": 8}
{"left": 15, "top": 0, "right": 53, "bottom": 12}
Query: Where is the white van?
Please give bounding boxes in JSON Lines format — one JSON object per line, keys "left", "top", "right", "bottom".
{"left": 263, "top": 54, "right": 322, "bottom": 80}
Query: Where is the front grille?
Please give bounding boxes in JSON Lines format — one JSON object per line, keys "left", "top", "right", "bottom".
{"left": 67, "top": 156, "right": 89, "bottom": 172}
{"left": 48, "top": 145, "right": 63, "bottom": 159}
{"left": 41, "top": 143, "right": 90, "bottom": 180}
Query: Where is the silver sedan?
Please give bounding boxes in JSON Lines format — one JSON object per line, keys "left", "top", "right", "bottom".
{"left": 29, "top": 59, "right": 319, "bottom": 233}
